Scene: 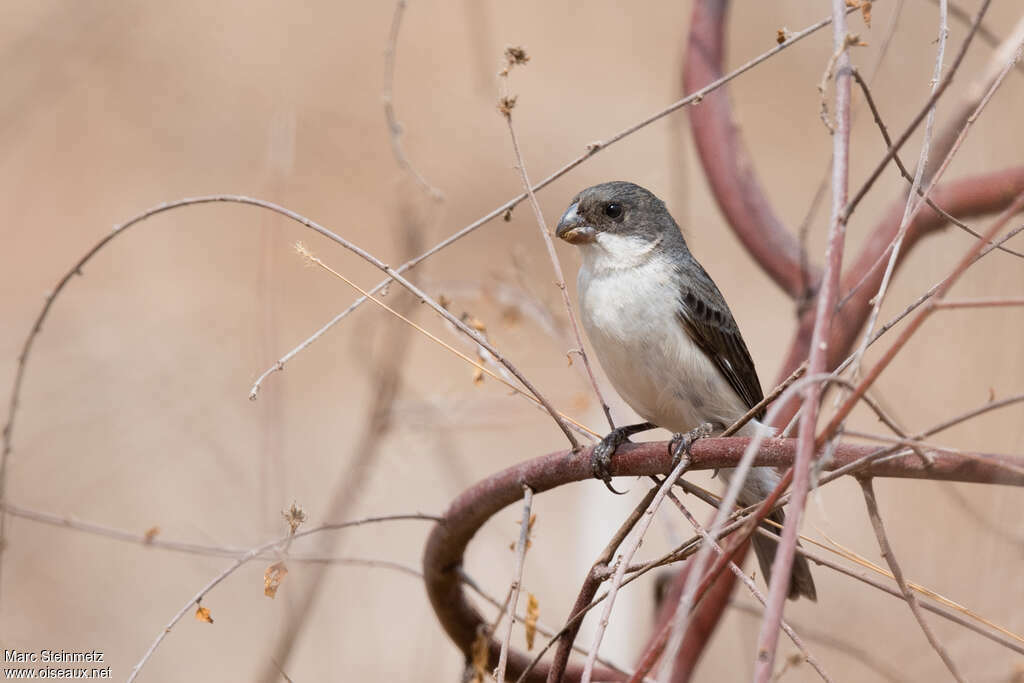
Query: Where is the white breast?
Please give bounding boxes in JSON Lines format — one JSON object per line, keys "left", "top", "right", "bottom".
{"left": 576, "top": 233, "right": 749, "bottom": 433}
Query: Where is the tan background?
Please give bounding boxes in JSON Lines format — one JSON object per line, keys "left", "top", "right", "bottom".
{"left": 1, "top": 0, "right": 1022, "bottom": 680}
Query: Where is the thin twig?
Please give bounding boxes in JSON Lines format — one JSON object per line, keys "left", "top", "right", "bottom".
{"left": 245, "top": 5, "right": 849, "bottom": 398}
{"left": 127, "top": 513, "right": 438, "bottom": 682}
{"left": 851, "top": 4, "right": 1024, "bottom": 377}
{"left": 296, "top": 243, "right": 598, "bottom": 438}
{"left": 731, "top": 600, "right": 907, "bottom": 683}
{"left": 752, "top": 3, "right": 854, "bottom": 678}
{"left": 841, "top": 0, "right": 992, "bottom": 224}
{"left": 383, "top": 0, "right": 443, "bottom": 200}
{"left": 858, "top": 478, "right": 967, "bottom": 682}
{"left": 656, "top": 372, "right": 836, "bottom": 680}
{"left": 496, "top": 485, "right": 533, "bottom": 683}
{"left": 849, "top": 0, "right": 949, "bottom": 380}
{"left": 721, "top": 362, "right": 808, "bottom": 438}
{"left": 783, "top": 531, "right": 1024, "bottom": 655}
{"left": 821, "top": 191, "right": 1024, "bottom": 442}
{"left": 500, "top": 77, "right": 615, "bottom": 431}
{"left": 850, "top": 69, "right": 1024, "bottom": 260}
{"left": 663, "top": 490, "right": 833, "bottom": 683}
{"left": 260, "top": 213, "right": 425, "bottom": 682}
{"left": 581, "top": 455, "right": 692, "bottom": 682}
{"left": 935, "top": 296, "right": 1024, "bottom": 309}
{"left": 459, "top": 570, "right": 639, "bottom": 679}
{"left": 548, "top": 484, "right": 660, "bottom": 681}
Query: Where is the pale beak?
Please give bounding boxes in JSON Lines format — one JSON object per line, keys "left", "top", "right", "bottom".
{"left": 555, "top": 202, "right": 596, "bottom": 244}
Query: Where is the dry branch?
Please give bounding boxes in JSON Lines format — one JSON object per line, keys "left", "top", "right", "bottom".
{"left": 422, "top": 438, "right": 1023, "bottom": 681}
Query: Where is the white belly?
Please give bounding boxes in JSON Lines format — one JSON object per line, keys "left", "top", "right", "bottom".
{"left": 577, "top": 244, "right": 749, "bottom": 433}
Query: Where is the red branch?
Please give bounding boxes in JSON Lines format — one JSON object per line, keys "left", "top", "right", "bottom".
{"left": 422, "top": 439, "right": 1022, "bottom": 681}
{"left": 775, "top": 165, "right": 1024, "bottom": 402}
{"left": 684, "top": 0, "right": 818, "bottom": 300}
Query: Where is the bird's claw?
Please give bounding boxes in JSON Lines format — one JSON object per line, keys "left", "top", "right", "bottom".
{"left": 667, "top": 422, "right": 714, "bottom": 470}
{"left": 592, "top": 429, "right": 629, "bottom": 495}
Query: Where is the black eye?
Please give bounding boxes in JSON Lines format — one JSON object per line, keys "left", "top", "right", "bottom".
{"left": 604, "top": 202, "right": 623, "bottom": 219}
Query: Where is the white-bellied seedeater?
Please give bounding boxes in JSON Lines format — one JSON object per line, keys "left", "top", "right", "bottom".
{"left": 556, "top": 181, "right": 815, "bottom": 600}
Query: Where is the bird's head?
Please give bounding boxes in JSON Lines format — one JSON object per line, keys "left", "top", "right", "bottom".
{"left": 555, "top": 181, "right": 676, "bottom": 248}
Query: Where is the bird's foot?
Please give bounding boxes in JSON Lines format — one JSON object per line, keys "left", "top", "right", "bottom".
{"left": 591, "top": 427, "right": 634, "bottom": 495}
{"left": 667, "top": 422, "right": 714, "bottom": 472}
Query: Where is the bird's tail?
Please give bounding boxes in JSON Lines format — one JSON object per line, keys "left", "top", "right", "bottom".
{"left": 750, "top": 507, "right": 817, "bottom": 601}
{"left": 719, "top": 463, "right": 817, "bottom": 601}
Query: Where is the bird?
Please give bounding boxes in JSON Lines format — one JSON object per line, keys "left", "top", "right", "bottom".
{"left": 555, "top": 180, "right": 815, "bottom": 601}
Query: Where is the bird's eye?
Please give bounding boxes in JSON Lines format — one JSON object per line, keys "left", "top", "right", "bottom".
{"left": 604, "top": 203, "right": 623, "bottom": 219}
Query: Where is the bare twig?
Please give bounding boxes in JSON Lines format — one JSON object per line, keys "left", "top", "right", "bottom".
{"left": 548, "top": 484, "right": 660, "bottom": 681}
{"left": 851, "top": 6, "right": 1024, "bottom": 377}
{"left": 581, "top": 456, "right": 692, "bottom": 682}
{"left": 295, "top": 243, "right": 598, "bottom": 438}
{"left": 459, "top": 570, "right": 638, "bottom": 679}
{"left": 858, "top": 478, "right": 967, "bottom": 681}
{"left": 821, "top": 190, "right": 1024, "bottom": 442}
{"left": 383, "top": 0, "right": 443, "bottom": 200}
{"left": 260, "top": 215, "right": 424, "bottom": 682}
{"left": 663, "top": 491, "right": 833, "bottom": 683}
{"left": 935, "top": 296, "right": 1024, "bottom": 309}
{"left": 849, "top": 0, "right": 949, "bottom": 378}
{"left": 752, "top": 3, "right": 854, "bottom": 678}
{"left": 730, "top": 601, "right": 906, "bottom": 682}
{"left": 850, "top": 69, "right": 1024, "bottom": 260}
{"left": 499, "top": 57, "right": 615, "bottom": 431}
{"left": 841, "top": 0, "right": 992, "bottom": 224}
{"left": 496, "top": 485, "right": 533, "bottom": 683}
{"left": 127, "top": 513, "right": 438, "bottom": 682}
{"left": 247, "top": 4, "right": 850, "bottom": 399}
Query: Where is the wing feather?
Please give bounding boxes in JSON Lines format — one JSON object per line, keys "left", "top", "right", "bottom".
{"left": 675, "top": 264, "right": 765, "bottom": 419}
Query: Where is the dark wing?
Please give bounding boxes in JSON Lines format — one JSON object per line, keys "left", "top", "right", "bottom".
{"left": 676, "top": 263, "right": 765, "bottom": 419}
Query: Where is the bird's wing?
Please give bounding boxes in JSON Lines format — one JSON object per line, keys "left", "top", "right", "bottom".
{"left": 675, "top": 264, "right": 765, "bottom": 419}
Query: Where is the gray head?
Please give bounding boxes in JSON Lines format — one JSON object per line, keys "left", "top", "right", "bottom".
{"left": 555, "top": 181, "right": 685, "bottom": 248}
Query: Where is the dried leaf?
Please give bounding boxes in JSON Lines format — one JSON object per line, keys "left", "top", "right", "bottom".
{"left": 861, "top": 1, "right": 872, "bottom": 27}
{"left": 282, "top": 503, "right": 307, "bottom": 535}
{"left": 470, "top": 628, "right": 489, "bottom": 683}
{"left": 504, "top": 46, "right": 530, "bottom": 66}
{"left": 524, "top": 593, "right": 540, "bottom": 650}
{"left": 498, "top": 96, "right": 518, "bottom": 116}
{"left": 143, "top": 526, "right": 160, "bottom": 544}
{"left": 264, "top": 561, "right": 289, "bottom": 598}
{"left": 466, "top": 316, "right": 487, "bottom": 333}
{"left": 776, "top": 28, "right": 787, "bottom": 45}
{"left": 195, "top": 605, "right": 213, "bottom": 623}
{"left": 472, "top": 367, "right": 485, "bottom": 385}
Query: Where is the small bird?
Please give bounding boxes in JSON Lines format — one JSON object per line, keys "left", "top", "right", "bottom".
{"left": 555, "top": 181, "right": 815, "bottom": 601}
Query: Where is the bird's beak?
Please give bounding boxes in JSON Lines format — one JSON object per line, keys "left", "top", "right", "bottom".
{"left": 555, "top": 202, "right": 596, "bottom": 244}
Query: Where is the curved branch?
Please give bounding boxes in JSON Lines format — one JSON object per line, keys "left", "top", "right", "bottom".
{"left": 684, "top": 0, "right": 820, "bottom": 300}
{"left": 422, "top": 439, "right": 1022, "bottom": 681}
{"left": 775, "top": 165, "right": 1024, "bottom": 404}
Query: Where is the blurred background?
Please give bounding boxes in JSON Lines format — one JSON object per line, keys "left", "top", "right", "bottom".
{"left": 1, "top": 0, "right": 1022, "bottom": 680}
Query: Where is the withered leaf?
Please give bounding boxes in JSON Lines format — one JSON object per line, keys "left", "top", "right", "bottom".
{"left": 264, "top": 561, "right": 289, "bottom": 598}
{"left": 195, "top": 605, "right": 213, "bottom": 623}
{"left": 470, "top": 628, "right": 489, "bottom": 683}
{"left": 525, "top": 593, "right": 540, "bottom": 650}
{"left": 143, "top": 526, "right": 160, "bottom": 544}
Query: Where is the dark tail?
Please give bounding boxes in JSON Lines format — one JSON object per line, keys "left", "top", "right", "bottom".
{"left": 751, "top": 509, "right": 817, "bottom": 601}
